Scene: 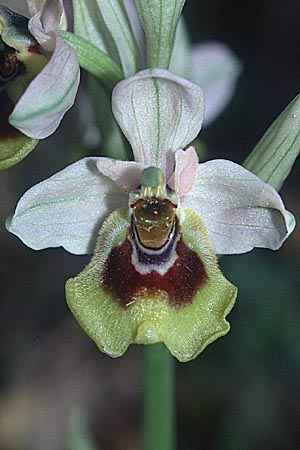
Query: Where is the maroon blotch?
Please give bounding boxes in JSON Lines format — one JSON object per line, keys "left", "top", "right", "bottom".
{"left": 102, "top": 234, "right": 207, "bottom": 308}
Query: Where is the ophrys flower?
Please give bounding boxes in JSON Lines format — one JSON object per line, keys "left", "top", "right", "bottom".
{"left": 0, "top": 1, "right": 80, "bottom": 168}
{"left": 7, "top": 70, "right": 295, "bottom": 361}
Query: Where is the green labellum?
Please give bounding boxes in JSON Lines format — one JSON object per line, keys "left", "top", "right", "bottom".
{"left": 66, "top": 207, "right": 237, "bottom": 362}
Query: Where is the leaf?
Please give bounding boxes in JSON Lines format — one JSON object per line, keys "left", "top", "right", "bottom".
{"left": 135, "top": 0, "right": 186, "bottom": 68}
{"left": 244, "top": 93, "right": 300, "bottom": 190}
{"left": 59, "top": 31, "right": 123, "bottom": 90}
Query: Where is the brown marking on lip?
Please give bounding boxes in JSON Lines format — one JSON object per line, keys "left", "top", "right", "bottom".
{"left": 0, "top": 91, "right": 19, "bottom": 139}
{"left": 102, "top": 235, "right": 207, "bottom": 308}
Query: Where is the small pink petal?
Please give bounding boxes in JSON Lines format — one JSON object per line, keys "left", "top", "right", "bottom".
{"left": 168, "top": 146, "right": 199, "bottom": 196}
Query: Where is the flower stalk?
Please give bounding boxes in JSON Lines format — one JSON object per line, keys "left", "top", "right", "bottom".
{"left": 144, "top": 344, "right": 176, "bottom": 450}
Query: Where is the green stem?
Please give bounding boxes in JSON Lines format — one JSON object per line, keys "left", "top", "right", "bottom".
{"left": 144, "top": 344, "right": 176, "bottom": 450}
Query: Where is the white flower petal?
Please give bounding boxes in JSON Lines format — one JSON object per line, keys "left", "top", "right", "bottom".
{"left": 7, "top": 158, "right": 128, "bottom": 255}
{"left": 30, "top": 0, "right": 67, "bottom": 30}
{"left": 9, "top": 37, "right": 80, "bottom": 139}
{"left": 28, "top": 12, "right": 54, "bottom": 51}
{"left": 190, "top": 42, "right": 241, "bottom": 126}
{"left": 96, "top": 157, "right": 144, "bottom": 192}
{"left": 28, "top": 0, "right": 67, "bottom": 50}
{"left": 112, "top": 69, "right": 204, "bottom": 170}
{"left": 183, "top": 159, "right": 295, "bottom": 254}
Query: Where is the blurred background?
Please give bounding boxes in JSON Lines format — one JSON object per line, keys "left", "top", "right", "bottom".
{"left": 1, "top": 0, "right": 300, "bottom": 449}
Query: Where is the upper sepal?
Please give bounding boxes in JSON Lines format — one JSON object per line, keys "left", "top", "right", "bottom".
{"left": 66, "top": 207, "right": 237, "bottom": 362}
{"left": 112, "top": 69, "right": 204, "bottom": 170}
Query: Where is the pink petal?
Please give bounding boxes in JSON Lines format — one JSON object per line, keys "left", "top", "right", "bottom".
{"left": 168, "top": 146, "right": 199, "bottom": 196}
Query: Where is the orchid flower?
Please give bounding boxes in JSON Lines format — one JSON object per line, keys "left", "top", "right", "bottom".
{"left": 7, "top": 70, "right": 295, "bottom": 362}
{"left": 0, "top": 1, "right": 80, "bottom": 169}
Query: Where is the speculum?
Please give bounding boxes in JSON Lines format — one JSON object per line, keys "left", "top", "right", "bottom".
{"left": 131, "top": 197, "right": 177, "bottom": 249}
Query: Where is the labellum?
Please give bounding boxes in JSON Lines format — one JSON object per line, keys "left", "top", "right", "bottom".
{"left": 66, "top": 168, "right": 237, "bottom": 362}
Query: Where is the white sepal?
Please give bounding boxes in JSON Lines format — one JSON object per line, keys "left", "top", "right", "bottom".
{"left": 183, "top": 159, "right": 295, "bottom": 254}
{"left": 7, "top": 158, "right": 128, "bottom": 254}
{"left": 112, "top": 69, "right": 204, "bottom": 170}
{"left": 9, "top": 37, "right": 80, "bottom": 139}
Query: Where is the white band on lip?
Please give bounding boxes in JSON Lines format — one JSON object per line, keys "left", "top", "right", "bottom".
{"left": 130, "top": 220, "right": 179, "bottom": 275}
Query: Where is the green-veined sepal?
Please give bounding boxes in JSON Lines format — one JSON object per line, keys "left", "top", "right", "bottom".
{"left": 58, "top": 31, "right": 123, "bottom": 90}
{"left": 73, "top": 0, "right": 140, "bottom": 77}
{"left": 135, "top": 0, "right": 185, "bottom": 69}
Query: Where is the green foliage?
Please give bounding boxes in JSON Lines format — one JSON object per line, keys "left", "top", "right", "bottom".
{"left": 58, "top": 31, "right": 123, "bottom": 90}
{"left": 244, "top": 94, "right": 300, "bottom": 190}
